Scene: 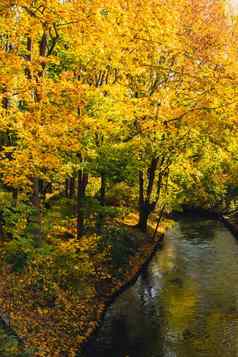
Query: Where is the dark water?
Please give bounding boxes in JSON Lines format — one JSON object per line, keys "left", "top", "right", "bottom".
{"left": 84, "top": 217, "right": 238, "bottom": 357}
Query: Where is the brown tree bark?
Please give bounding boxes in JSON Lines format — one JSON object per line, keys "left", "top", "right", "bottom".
{"left": 76, "top": 170, "right": 88, "bottom": 238}
{"left": 100, "top": 174, "right": 106, "bottom": 206}
{"left": 96, "top": 174, "right": 106, "bottom": 233}
{"left": 137, "top": 158, "right": 159, "bottom": 232}
{"left": 69, "top": 177, "right": 75, "bottom": 199}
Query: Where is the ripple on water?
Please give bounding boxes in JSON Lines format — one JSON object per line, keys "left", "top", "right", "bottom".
{"left": 84, "top": 217, "right": 238, "bottom": 357}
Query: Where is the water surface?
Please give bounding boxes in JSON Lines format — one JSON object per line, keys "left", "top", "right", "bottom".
{"left": 84, "top": 217, "right": 238, "bottom": 357}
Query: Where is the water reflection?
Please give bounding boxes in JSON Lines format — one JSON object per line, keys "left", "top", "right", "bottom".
{"left": 84, "top": 217, "right": 238, "bottom": 357}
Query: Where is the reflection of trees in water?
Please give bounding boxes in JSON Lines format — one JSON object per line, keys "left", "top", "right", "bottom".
{"left": 160, "top": 279, "right": 198, "bottom": 338}
{"left": 87, "top": 218, "right": 238, "bottom": 357}
{"left": 110, "top": 317, "right": 129, "bottom": 355}
{"left": 140, "top": 269, "right": 153, "bottom": 299}
{"left": 189, "top": 310, "right": 238, "bottom": 357}
{"left": 152, "top": 237, "right": 177, "bottom": 276}
{"left": 179, "top": 219, "right": 218, "bottom": 244}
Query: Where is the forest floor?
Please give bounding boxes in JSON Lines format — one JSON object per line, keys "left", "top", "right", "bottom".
{"left": 0, "top": 210, "right": 173, "bottom": 357}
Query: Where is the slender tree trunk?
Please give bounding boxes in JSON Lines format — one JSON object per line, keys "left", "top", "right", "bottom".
{"left": 146, "top": 158, "right": 158, "bottom": 203}
{"left": 100, "top": 174, "right": 106, "bottom": 206}
{"left": 69, "top": 177, "right": 75, "bottom": 199}
{"left": 152, "top": 203, "right": 166, "bottom": 239}
{"left": 138, "top": 170, "right": 149, "bottom": 232}
{"left": 76, "top": 170, "right": 88, "bottom": 238}
{"left": 24, "top": 36, "right": 43, "bottom": 240}
{"left": 65, "top": 178, "right": 69, "bottom": 197}
{"left": 65, "top": 177, "right": 75, "bottom": 198}
{"left": 138, "top": 205, "right": 150, "bottom": 232}
{"left": 96, "top": 174, "right": 106, "bottom": 233}
{"left": 137, "top": 158, "right": 159, "bottom": 233}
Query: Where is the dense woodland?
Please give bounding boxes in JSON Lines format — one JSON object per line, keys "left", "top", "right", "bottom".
{"left": 0, "top": 0, "right": 238, "bottom": 355}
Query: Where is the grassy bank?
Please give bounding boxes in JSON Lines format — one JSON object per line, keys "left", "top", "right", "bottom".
{"left": 0, "top": 213, "right": 172, "bottom": 356}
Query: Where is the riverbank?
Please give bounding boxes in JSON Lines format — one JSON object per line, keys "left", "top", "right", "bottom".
{"left": 0, "top": 206, "right": 237, "bottom": 356}
{"left": 0, "top": 214, "right": 172, "bottom": 356}
{"left": 79, "top": 216, "right": 173, "bottom": 356}
{"left": 84, "top": 216, "right": 238, "bottom": 357}
{"left": 178, "top": 205, "right": 238, "bottom": 239}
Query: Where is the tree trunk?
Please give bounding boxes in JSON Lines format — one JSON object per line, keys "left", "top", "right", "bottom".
{"left": 96, "top": 174, "right": 106, "bottom": 233}
{"left": 100, "top": 174, "right": 106, "bottom": 206}
{"left": 65, "top": 177, "right": 75, "bottom": 198}
{"left": 76, "top": 170, "right": 88, "bottom": 238}
{"left": 152, "top": 203, "right": 166, "bottom": 239}
{"left": 138, "top": 206, "right": 150, "bottom": 233}
{"left": 69, "top": 177, "right": 75, "bottom": 199}
{"left": 65, "top": 178, "right": 69, "bottom": 197}
{"left": 137, "top": 158, "right": 159, "bottom": 233}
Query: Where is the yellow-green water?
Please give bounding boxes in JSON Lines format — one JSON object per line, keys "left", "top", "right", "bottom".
{"left": 85, "top": 217, "right": 238, "bottom": 357}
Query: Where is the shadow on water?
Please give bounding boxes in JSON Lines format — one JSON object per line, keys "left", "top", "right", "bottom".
{"left": 83, "top": 216, "right": 238, "bottom": 357}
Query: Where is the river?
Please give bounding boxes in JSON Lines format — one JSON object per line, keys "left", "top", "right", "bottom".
{"left": 83, "top": 216, "right": 238, "bottom": 357}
